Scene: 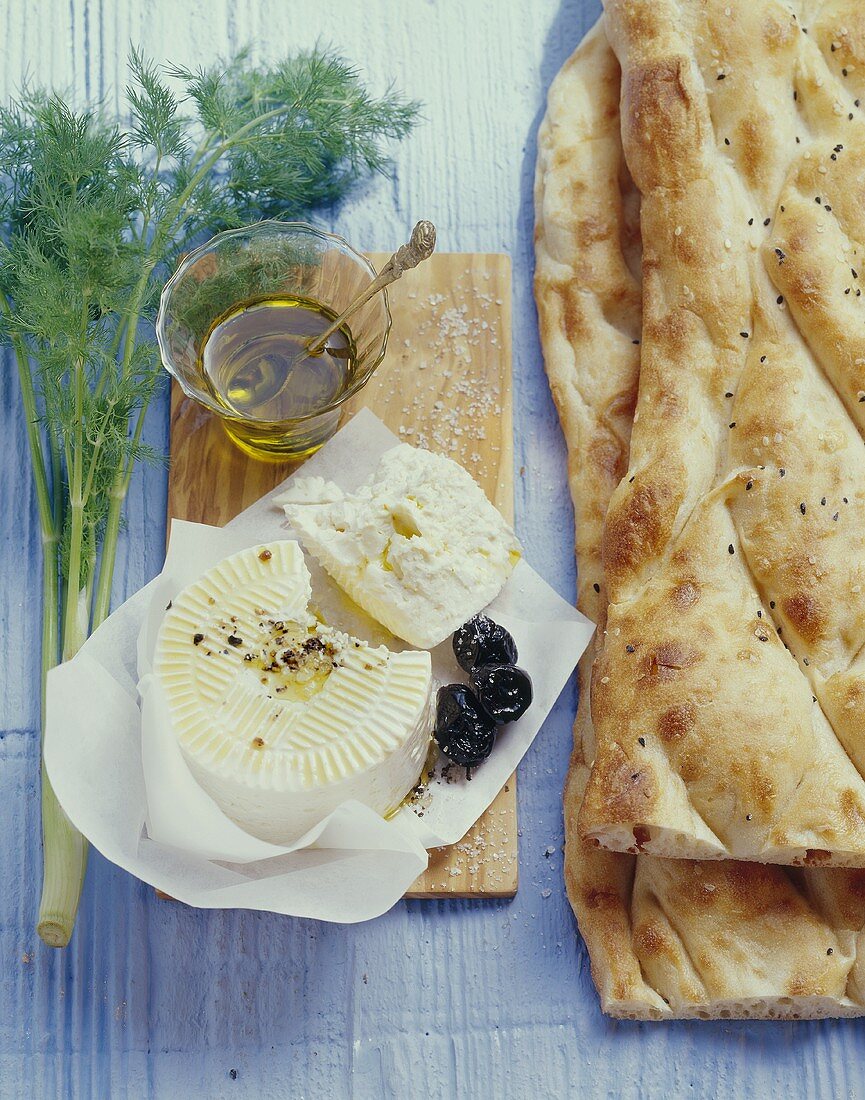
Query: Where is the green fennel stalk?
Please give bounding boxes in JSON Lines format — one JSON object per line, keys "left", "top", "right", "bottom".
{"left": 0, "top": 48, "right": 419, "bottom": 947}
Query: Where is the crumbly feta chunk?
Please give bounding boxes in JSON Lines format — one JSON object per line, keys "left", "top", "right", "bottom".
{"left": 276, "top": 444, "right": 521, "bottom": 648}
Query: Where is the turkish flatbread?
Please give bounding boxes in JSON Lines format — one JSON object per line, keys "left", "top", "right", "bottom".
{"left": 535, "top": 15, "right": 865, "bottom": 1018}
{"left": 574, "top": 0, "right": 865, "bottom": 866}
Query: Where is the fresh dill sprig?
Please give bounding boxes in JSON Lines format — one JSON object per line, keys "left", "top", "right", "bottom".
{"left": 0, "top": 46, "right": 420, "bottom": 947}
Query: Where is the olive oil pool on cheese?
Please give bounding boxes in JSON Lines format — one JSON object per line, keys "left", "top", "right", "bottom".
{"left": 200, "top": 295, "right": 357, "bottom": 422}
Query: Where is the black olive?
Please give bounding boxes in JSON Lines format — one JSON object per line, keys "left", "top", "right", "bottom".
{"left": 452, "top": 614, "right": 518, "bottom": 673}
{"left": 434, "top": 684, "right": 496, "bottom": 769}
{"left": 470, "top": 663, "right": 533, "bottom": 724}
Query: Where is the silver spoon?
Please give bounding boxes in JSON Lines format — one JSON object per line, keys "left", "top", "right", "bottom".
{"left": 306, "top": 220, "right": 437, "bottom": 358}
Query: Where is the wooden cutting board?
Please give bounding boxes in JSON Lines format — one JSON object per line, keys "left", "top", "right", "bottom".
{"left": 167, "top": 252, "right": 517, "bottom": 898}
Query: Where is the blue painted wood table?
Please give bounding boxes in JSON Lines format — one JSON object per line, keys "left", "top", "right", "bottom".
{"left": 0, "top": 1, "right": 860, "bottom": 1096}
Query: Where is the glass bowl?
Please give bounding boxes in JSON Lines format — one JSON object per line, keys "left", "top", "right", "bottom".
{"left": 156, "top": 221, "right": 392, "bottom": 459}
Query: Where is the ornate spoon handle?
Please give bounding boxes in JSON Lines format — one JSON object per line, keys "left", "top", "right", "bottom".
{"left": 306, "top": 220, "right": 437, "bottom": 357}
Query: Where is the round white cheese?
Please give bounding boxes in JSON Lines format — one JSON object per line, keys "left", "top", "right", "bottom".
{"left": 153, "top": 541, "right": 432, "bottom": 844}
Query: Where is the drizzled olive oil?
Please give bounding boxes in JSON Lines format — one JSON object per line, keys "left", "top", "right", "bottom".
{"left": 198, "top": 295, "right": 357, "bottom": 458}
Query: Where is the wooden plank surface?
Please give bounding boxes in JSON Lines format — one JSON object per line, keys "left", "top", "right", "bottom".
{"left": 167, "top": 251, "right": 517, "bottom": 897}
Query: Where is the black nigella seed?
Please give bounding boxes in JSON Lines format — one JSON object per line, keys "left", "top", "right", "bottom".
{"left": 626, "top": 644, "right": 636, "bottom": 654}
{"left": 470, "top": 663, "right": 534, "bottom": 725}
{"left": 728, "top": 544, "right": 735, "bottom": 555}
{"left": 638, "top": 736, "right": 646, "bottom": 747}
{"left": 193, "top": 633, "right": 204, "bottom": 646}
{"left": 593, "top": 582, "right": 601, "bottom": 593}
{"left": 452, "top": 614, "right": 518, "bottom": 673}
{"left": 228, "top": 635, "right": 243, "bottom": 646}
{"left": 800, "top": 502, "right": 807, "bottom": 514}
{"left": 746, "top": 481, "right": 753, "bottom": 490}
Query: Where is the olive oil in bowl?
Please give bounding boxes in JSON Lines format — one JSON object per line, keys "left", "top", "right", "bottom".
{"left": 201, "top": 295, "right": 356, "bottom": 424}
{"left": 157, "top": 222, "right": 391, "bottom": 460}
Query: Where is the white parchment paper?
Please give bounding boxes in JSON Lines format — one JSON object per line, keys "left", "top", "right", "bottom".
{"left": 44, "top": 409, "right": 594, "bottom": 922}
